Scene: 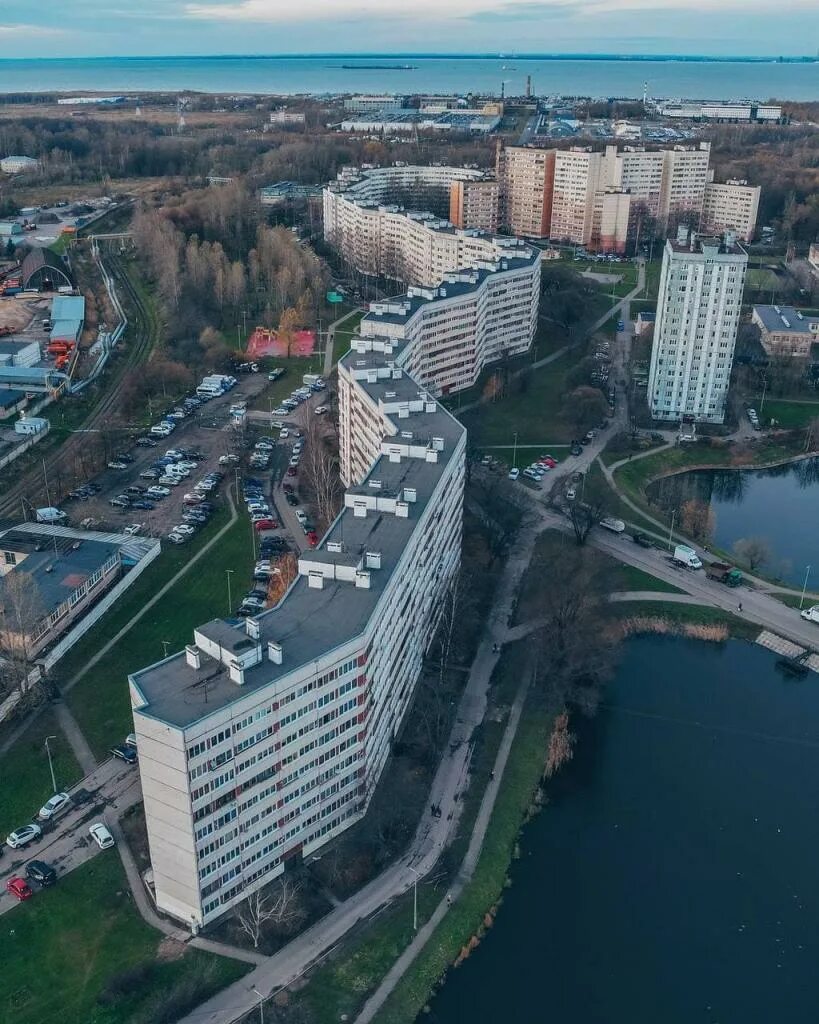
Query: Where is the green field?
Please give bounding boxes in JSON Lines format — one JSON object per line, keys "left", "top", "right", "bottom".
{"left": 0, "top": 709, "right": 82, "bottom": 839}
{"left": 458, "top": 351, "right": 581, "bottom": 448}
{"left": 331, "top": 309, "right": 364, "bottom": 366}
{"left": 0, "top": 855, "right": 247, "bottom": 1024}
{"left": 761, "top": 399, "right": 819, "bottom": 430}
{"left": 63, "top": 510, "right": 254, "bottom": 758}
{"left": 247, "top": 354, "right": 327, "bottom": 414}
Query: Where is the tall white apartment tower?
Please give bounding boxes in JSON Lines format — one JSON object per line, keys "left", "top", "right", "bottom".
{"left": 648, "top": 229, "right": 747, "bottom": 424}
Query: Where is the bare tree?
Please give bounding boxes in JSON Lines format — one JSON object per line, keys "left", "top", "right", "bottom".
{"left": 236, "top": 877, "right": 304, "bottom": 949}
{"left": 680, "top": 498, "right": 715, "bottom": 544}
{"left": 301, "top": 414, "right": 342, "bottom": 531}
{"left": 568, "top": 497, "right": 604, "bottom": 546}
{"left": 545, "top": 711, "right": 576, "bottom": 778}
{"left": 0, "top": 571, "right": 46, "bottom": 693}
{"left": 733, "top": 536, "right": 772, "bottom": 573}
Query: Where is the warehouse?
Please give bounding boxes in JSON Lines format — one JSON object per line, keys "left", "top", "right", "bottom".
{"left": 20, "top": 248, "right": 74, "bottom": 292}
{"left": 0, "top": 337, "right": 40, "bottom": 368}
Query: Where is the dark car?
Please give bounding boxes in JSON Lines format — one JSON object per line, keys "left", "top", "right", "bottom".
{"left": 285, "top": 493, "right": 299, "bottom": 506}
{"left": 131, "top": 500, "right": 156, "bottom": 510}
{"left": 25, "top": 860, "right": 57, "bottom": 887}
{"left": 632, "top": 533, "right": 653, "bottom": 549}
{"left": 135, "top": 437, "right": 158, "bottom": 447}
{"left": 570, "top": 443, "right": 583, "bottom": 456}
{"left": 111, "top": 745, "right": 138, "bottom": 764}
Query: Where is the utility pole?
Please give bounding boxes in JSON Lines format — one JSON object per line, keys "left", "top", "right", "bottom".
{"left": 226, "top": 569, "right": 235, "bottom": 614}
{"left": 512, "top": 430, "right": 518, "bottom": 470}
{"left": 667, "top": 508, "right": 677, "bottom": 551}
{"left": 408, "top": 865, "right": 420, "bottom": 932}
{"left": 800, "top": 565, "right": 812, "bottom": 610}
{"left": 44, "top": 735, "right": 58, "bottom": 794}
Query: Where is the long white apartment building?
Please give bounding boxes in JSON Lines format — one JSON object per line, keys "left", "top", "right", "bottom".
{"left": 701, "top": 179, "right": 760, "bottom": 242}
{"left": 130, "top": 356, "right": 466, "bottom": 928}
{"left": 648, "top": 229, "right": 748, "bottom": 424}
{"left": 324, "top": 185, "right": 538, "bottom": 290}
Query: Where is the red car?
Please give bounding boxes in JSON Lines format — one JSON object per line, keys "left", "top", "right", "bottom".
{"left": 254, "top": 518, "right": 278, "bottom": 532}
{"left": 286, "top": 466, "right": 297, "bottom": 477}
{"left": 282, "top": 483, "right": 294, "bottom": 493}
{"left": 6, "top": 876, "right": 33, "bottom": 901}
{"left": 538, "top": 455, "right": 558, "bottom": 468}
{"left": 306, "top": 531, "right": 318, "bottom": 548}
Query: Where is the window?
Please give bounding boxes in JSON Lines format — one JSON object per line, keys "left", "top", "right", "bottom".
{"left": 3, "top": 551, "right": 16, "bottom": 566}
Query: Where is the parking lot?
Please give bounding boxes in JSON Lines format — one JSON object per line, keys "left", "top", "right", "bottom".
{"left": 0, "top": 751, "right": 140, "bottom": 914}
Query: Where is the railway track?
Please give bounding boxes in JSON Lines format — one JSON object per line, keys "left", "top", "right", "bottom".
{"left": 0, "top": 249, "right": 159, "bottom": 517}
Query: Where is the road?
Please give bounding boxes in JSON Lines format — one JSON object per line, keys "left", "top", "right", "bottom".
{"left": 534, "top": 503, "right": 819, "bottom": 653}
{"left": 0, "top": 756, "right": 140, "bottom": 914}
{"left": 174, "top": 522, "right": 543, "bottom": 1024}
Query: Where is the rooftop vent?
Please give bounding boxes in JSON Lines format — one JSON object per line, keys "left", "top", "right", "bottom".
{"left": 268, "top": 641, "right": 283, "bottom": 665}
{"left": 185, "top": 645, "right": 201, "bottom": 670}
{"left": 365, "top": 551, "right": 381, "bottom": 570}
{"left": 246, "top": 618, "right": 260, "bottom": 641}
{"left": 327, "top": 540, "right": 344, "bottom": 553}
{"left": 369, "top": 479, "right": 382, "bottom": 489}
{"left": 308, "top": 571, "right": 324, "bottom": 590}
{"left": 385, "top": 391, "right": 396, "bottom": 399}
{"left": 400, "top": 431, "right": 413, "bottom": 440}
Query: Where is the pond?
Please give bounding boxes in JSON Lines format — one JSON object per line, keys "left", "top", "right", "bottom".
{"left": 644, "top": 457, "right": 819, "bottom": 586}
{"left": 426, "top": 637, "right": 819, "bottom": 1024}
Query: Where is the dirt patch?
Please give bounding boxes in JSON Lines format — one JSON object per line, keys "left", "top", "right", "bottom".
{"left": 156, "top": 937, "right": 187, "bottom": 962}
{"left": 0, "top": 295, "right": 48, "bottom": 332}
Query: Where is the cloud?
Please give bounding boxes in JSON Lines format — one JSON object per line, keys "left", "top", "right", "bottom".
{"left": 184, "top": 0, "right": 818, "bottom": 21}
{"left": 0, "top": 23, "right": 68, "bottom": 35}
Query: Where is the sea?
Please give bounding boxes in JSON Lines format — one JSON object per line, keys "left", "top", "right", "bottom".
{"left": 0, "top": 55, "right": 816, "bottom": 100}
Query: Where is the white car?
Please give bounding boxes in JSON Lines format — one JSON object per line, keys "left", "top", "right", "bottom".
{"left": 289, "top": 455, "right": 300, "bottom": 467}
{"left": 508, "top": 468, "right": 520, "bottom": 481}
{"left": 167, "top": 532, "right": 188, "bottom": 544}
{"left": 174, "top": 524, "right": 196, "bottom": 537}
{"left": 599, "top": 517, "right": 626, "bottom": 534}
{"left": 292, "top": 442, "right": 303, "bottom": 455}
{"left": 158, "top": 476, "right": 182, "bottom": 487}
{"left": 6, "top": 823, "right": 42, "bottom": 849}
{"left": 314, "top": 406, "right": 328, "bottom": 415}
{"left": 38, "top": 792, "right": 71, "bottom": 821}
{"left": 147, "top": 486, "right": 170, "bottom": 497}
{"left": 89, "top": 822, "right": 115, "bottom": 850}
{"left": 295, "top": 509, "right": 308, "bottom": 524}
{"left": 123, "top": 524, "right": 143, "bottom": 537}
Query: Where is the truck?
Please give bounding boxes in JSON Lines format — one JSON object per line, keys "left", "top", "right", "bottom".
{"left": 35, "top": 506, "right": 67, "bottom": 524}
{"left": 706, "top": 561, "right": 743, "bottom": 587}
{"left": 800, "top": 605, "right": 819, "bottom": 625}
{"left": 303, "top": 373, "right": 321, "bottom": 386}
{"left": 672, "top": 544, "right": 702, "bottom": 570}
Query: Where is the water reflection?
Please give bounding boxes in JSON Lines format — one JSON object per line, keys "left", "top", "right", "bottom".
{"left": 645, "top": 457, "right": 819, "bottom": 585}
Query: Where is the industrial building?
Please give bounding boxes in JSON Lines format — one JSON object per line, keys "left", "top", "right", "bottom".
{"left": 0, "top": 522, "right": 160, "bottom": 662}
{"left": 657, "top": 101, "right": 782, "bottom": 123}
{"left": 337, "top": 110, "right": 500, "bottom": 135}
{"left": 648, "top": 229, "right": 748, "bottom": 423}
{"left": 342, "top": 95, "right": 408, "bottom": 113}
{"left": 752, "top": 305, "right": 819, "bottom": 358}
{"left": 130, "top": 348, "right": 466, "bottom": 928}
{"left": 20, "top": 249, "right": 74, "bottom": 292}
{"left": 49, "top": 294, "right": 85, "bottom": 346}
{"left": 0, "top": 155, "right": 38, "bottom": 174}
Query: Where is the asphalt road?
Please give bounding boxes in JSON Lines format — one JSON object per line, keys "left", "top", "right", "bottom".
{"left": 0, "top": 756, "right": 140, "bottom": 914}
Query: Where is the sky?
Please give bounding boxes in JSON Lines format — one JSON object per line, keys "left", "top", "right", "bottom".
{"left": 2, "top": 0, "right": 819, "bottom": 59}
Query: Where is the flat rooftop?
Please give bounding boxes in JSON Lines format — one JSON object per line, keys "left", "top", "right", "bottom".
{"left": 754, "top": 305, "right": 819, "bottom": 336}
{"left": 130, "top": 361, "right": 465, "bottom": 730}
{"left": 668, "top": 233, "right": 746, "bottom": 258}
{"left": 0, "top": 527, "right": 119, "bottom": 618}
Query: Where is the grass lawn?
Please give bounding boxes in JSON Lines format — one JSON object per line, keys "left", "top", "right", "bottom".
{"left": 614, "top": 564, "right": 684, "bottom": 593}
{"left": 581, "top": 459, "right": 660, "bottom": 533}
{"left": 0, "top": 709, "right": 82, "bottom": 838}
{"left": 331, "top": 309, "right": 364, "bottom": 366}
{"left": 458, "top": 350, "right": 581, "bottom": 448}
{"left": 64, "top": 510, "right": 254, "bottom": 758}
{"left": 760, "top": 399, "right": 819, "bottom": 430}
{"left": 246, "top": 355, "right": 326, "bottom": 415}
{"left": 0, "top": 854, "right": 247, "bottom": 1024}
{"left": 771, "top": 592, "right": 819, "bottom": 609}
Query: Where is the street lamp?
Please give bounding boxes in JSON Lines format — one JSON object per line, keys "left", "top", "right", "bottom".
{"left": 800, "top": 565, "right": 812, "bottom": 610}
{"left": 44, "top": 735, "right": 58, "bottom": 794}
{"left": 226, "top": 569, "right": 235, "bottom": 614}
{"left": 667, "top": 508, "right": 677, "bottom": 551}
{"left": 408, "top": 866, "right": 420, "bottom": 932}
{"left": 251, "top": 986, "right": 265, "bottom": 1024}
{"left": 161, "top": 640, "right": 171, "bottom": 659}
{"left": 512, "top": 431, "right": 518, "bottom": 471}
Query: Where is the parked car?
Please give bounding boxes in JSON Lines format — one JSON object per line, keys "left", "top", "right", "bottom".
{"left": 37, "top": 792, "right": 71, "bottom": 821}
{"left": 254, "top": 518, "right": 278, "bottom": 532}
{"left": 285, "top": 493, "right": 299, "bottom": 506}
{"left": 566, "top": 486, "right": 576, "bottom": 501}
{"left": 632, "top": 533, "right": 653, "bottom": 548}
{"left": 314, "top": 406, "right": 328, "bottom": 415}
{"left": 140, "top": 468, "right": 161, "bottom": 480}
{"left": 25, "top": 860, "right": 57, "bottom": 887}
{"left": 5, "top": 876, "right": 34, "bottom": 901}
{"left": 148, "top": 486, "right": 170, "bottom": 497}
{"left": 6, "top": 823, "right": 42, "bottom": 849}
{"left": 286, "top": 466, "right": 297, "bottom": 477}
{"left": 109, "top": 497, "right": 130, "bottom": 509}
{"left": 508, "top": 468, "right": 520, "bottom": 481}
{"left": 111, "top": 744, "right": 138, "bottom": 764}
{"left": 295, "top": 510, "right": 308, "bottom": 524}
{"left": 306, "top": 531, "right": 319, "bottom": 548}
{"left": 599, "top": 517, "right": 626, "bottom": 534}
{"left": 89, "top": 823, "right": 115, "bottom": 850}
{"left": 107, "top": 460, "right": 129, "bottom": 470}
{"left": 167, "top": 532, "right": 188, "bottom": 545}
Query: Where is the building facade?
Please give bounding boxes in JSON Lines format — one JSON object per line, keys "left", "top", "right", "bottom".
{"left": 648, "top": 230, "right": 748, "bottom": 423}
{"left": 496, "top": 145, "right": 556, "bottom": 238}
{"left": 449, "top": 179, "right": 501, "bottom": 232}
{"left": 131, "top": 358, "right": 466, "bottom": 927}
{"left": 701, "top": 180, "right": 760, "bottom": 242}
{"left": 752, "top": 305, "right": 819, "bottom": 358}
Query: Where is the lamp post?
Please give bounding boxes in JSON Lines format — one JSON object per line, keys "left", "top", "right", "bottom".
{"left": 408, "top": 865, "right": 420, "bottom": 932}
{"left": 800, "top": 565, "right": 812, "bottom": 610}
{"left": 667, "top": 508, "right": 677, "bottom": 551}
{"left": 512, "top": 431, "right": 518, "bottom": 471}
{"left": 162, "top": 640, "right": 171, "bottom": 659}
{"left": 251, "top": 986, "right": 265, "bottom": 1024}
{"left": 226, "top": 569, "right": 235, "bottom": 614}
{"left": 44, "top": 735, "right": 58, "bottom": 794}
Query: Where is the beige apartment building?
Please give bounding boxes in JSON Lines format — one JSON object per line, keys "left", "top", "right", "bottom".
{"left": 495, "top": 145, "right": 555, "bottom": 238}
{"left": 701, "top": 179, "right": 760, "bottom": 242}
{"left": 449, "top": 179, "right": 500, "bottom": 232}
